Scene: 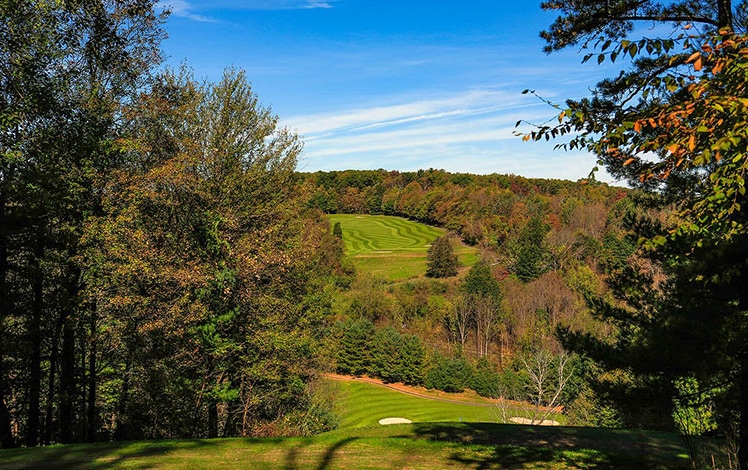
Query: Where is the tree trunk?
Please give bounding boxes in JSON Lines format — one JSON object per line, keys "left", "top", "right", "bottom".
{"left": 58, "top": 316, "right": 76, "bottom": 444}
{"left": 0, "top": 204, "right": 16, "bottom": 449}
{"left": 739, "top": 356, "right": 747, "bottom": 470}
{"left": 43, "top": 317, "right": 63, "bottom": 445}
{"left": 26, "top": 233, "right": 44, "bottom": 447}
{"left": 207, "top": 401, "right": 218, "bottom": 438}
{"left": 115, "top": 357, "right": 131, "bottom": 441}
{"left": 86, "top": 302, "right": 97, "bottom": 443}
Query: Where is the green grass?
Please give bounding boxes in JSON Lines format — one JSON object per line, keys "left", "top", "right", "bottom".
{"left": 328, "top": 214, "right": 477, "bottom": 281}
{"left": 0, "top": 378, "right": 696, "bottom": 469}
{"left": 335, "top": 380, "right": 503, "bottom": 429}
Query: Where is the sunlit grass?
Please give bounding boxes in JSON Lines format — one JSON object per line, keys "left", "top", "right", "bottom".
{"left": 0, "top": 377, "right": 695, "bottom": 469}
{"left": 328, "top": 214, "right": 477, "bottom": 281}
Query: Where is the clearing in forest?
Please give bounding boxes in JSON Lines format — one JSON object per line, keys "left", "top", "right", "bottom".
{"left": 328, "top": 214, "right": 477, "bottom": 281}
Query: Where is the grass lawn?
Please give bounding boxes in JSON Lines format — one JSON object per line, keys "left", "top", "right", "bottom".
{"left": 328, "top": 214, "right": 477, "bottom": 281}
{"left": 0, "top": 377, "right": 696, "bottom": 469}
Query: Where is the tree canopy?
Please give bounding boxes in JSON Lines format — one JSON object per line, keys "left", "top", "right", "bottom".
{"left": 0, "top": 2, "right": 343, "bottom": 447}
{"left": 532, "top": 1, "right": 748, "bottom": 467}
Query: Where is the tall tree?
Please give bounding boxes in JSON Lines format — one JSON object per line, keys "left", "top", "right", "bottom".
{"left": 530, "top": 1, "right": 748, "bottom": 467}
{"left": 426, "top": 235, "right": 458, "bottom": 278}
{"left": 87, "top": 66, "right": 339, "bottom": 439}
{"left": 1, "top": 0, "right": 165, "bottom": 445}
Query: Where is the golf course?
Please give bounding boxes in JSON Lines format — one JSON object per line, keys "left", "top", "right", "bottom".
{"left": 328, "top": 214, "right": 478, "bottom": 281}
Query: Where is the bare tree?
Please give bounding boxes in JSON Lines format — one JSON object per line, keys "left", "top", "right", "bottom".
{"left": 521, "top": 349, "right": 573, "bottom": 425}
{"left": 496, "top": 349, "right": 574, "bottom": 425}
{"left": 473, "top": 296, "right": 500, "bottom": 358}
{"left": 453, "top": 297, "right": 472, "bottom": 351}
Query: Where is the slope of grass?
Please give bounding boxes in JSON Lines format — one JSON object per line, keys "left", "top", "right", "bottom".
{"left": 334, "top": 379, "right": 502, "bottom": 429}
{"left": 0, "top": 377, "right": 695, "bottom": 469}
{"left": 328, "top": 214, "right": 477, "bottom": 281}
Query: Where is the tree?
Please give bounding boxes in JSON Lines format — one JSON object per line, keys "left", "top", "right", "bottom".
{"left": 530, "top": 2, "right": 748, "bottom": 467}
{"left": 513, "top": 215, "right": 550, "bottom": 282}
{"left": 426, "top": 235, "right": 458, "bottom": 278}
{"left": 332, "top": 221, "right": 343, "bottom": 239}
{"left": 90, "top": 66, "right": 337, "bottom": 439}
{"left": 463, "top": 260, "right": 504, "bottom": 358}
{"left": 1, "top": 0, "right": 165, "bottom": 446}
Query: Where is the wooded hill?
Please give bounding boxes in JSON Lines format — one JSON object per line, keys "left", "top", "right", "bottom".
{"left": 301, "top": 170, "right": 643, "bottom": 428}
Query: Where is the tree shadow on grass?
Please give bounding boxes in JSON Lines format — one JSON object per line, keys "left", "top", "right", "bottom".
{"left": 282, "top": 436, "right": 358, "bottom": 470}
{"left": 403, "top": 422, "right": 691, "bottom": 469}
{"left": 0, "top": 439, "right": 214, "bottom": 470}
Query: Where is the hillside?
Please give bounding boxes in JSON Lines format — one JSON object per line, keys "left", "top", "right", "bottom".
{"left": 328, "top": 214, "right": 477, "bottom": 281}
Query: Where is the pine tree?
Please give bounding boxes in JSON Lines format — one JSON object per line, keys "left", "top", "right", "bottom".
{"left": 426, "top": 235, "right": 458, "bottom": 278}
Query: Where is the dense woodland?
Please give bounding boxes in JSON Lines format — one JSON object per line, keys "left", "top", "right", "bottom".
{"left": 3, "top": 1, "right": 748, "bottom": 469}
{"left": 303, "top": 169, "right": 634, "bottom": 424}
{"left": 0, "top": 1, "right": 345, "bottom": 445}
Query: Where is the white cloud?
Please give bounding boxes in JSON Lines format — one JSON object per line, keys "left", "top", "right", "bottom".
{"left": 158, "top": 0, "right": 220, "bottom": 22}
{"left": 160, "top": 0, "right": 337, "bottom": 19}
{"left": 283, "top": 87, "right": 606, "bottom": 180}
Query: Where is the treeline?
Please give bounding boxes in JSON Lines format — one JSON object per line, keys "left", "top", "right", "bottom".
{"left": 1, "top": 2, "right": 343, "bottom": 447}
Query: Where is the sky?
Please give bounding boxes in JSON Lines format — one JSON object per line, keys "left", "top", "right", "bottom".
{"left": 158, "top": 0, "right": 624, "bottom": 181}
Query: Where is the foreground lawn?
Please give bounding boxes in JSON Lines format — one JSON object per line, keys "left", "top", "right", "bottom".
{"left": 0, "top": 378, "right": 696, "bottom": 469}
{"left": 328, "top": 214, "right": 477, "bottom": 281}
{"left": 0, "top": 423, "right": 691, "bottom": 469}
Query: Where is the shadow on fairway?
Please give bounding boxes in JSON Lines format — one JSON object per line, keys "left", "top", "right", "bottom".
{"left": 0, "top": 439, "right": 213, "bottom": 470}
{"left": 403, "top": 422, "right": 691, "bottom": 469}
{"left": 282, "top": 436, "right": 358, "bottom": 470}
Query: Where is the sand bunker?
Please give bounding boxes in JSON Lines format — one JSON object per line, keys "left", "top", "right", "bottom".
{"left": 510, "top": 417, "right": 560, "bottom": 426}
{"left": 378, "top": 417, "right": 412, "bottom": 425}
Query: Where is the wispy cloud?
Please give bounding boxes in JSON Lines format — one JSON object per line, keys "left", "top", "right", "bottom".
{"left": 158, "top": 0, "right": 220, "bottom": 22}
{"left": 160, "top": 0, "right": 336, "bottom": 20}
{"left": 283, "top": 87, "right": 604, "bottom": 180}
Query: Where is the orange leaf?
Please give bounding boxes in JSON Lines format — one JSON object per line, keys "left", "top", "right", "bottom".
{"left": 623, "top": 158, "right": 636, "bottom": 166}
{"left": 686, "top": 51, "right": 701, "bottom": 63}
{"left": 688, "top": 134, "right": 696, "bottom": 151}
{"left": 694, "top": 56, "right": 703, "bottom": 71}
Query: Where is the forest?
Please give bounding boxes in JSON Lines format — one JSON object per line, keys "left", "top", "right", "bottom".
{"left": 2, "top": 1, "right": 748, "bottom": 469}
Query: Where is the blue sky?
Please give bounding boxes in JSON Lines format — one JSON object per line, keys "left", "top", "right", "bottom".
{"left": 158, "top": 1, "right": 623, "bottom": 181}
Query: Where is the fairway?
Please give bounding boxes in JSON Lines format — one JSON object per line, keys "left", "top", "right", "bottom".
{"left": 335, "top": 379, "right": 504, "bottom": 429}
{"left": 328, "top": 214, "right": 477, "bottom": 281}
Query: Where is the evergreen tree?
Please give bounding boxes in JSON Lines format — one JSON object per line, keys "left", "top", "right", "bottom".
{"left": 532, "top": 2, "right": 748, "bottom": 465}
{"left": 332, "top": 221, "right": 343, "bottom": 239}
{"left": 513, "top": 216, "right": 549, "bottom": 282}
{"left": 426, "top": 235, "right": 458, "bottom": 278}
{"left": 337, "top": 318, "right": 374, "bottom": 376}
